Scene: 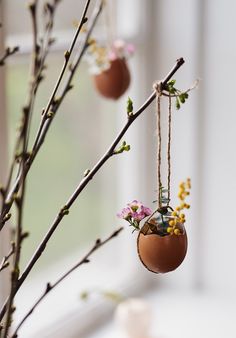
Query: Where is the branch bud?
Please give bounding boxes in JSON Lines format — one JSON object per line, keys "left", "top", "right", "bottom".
{"left": 83, "top": 169, "right": 91, "bottom": 177}
{"left": 60, "top": 206, "right": 69, "bottom": 217}
{"left": 114, "top": 141, "right": 131, "bottom": 155}
{"left": 126, "top": 97, "right": 133, "bottom": 117}
{"left": 3, "top": 213, "right": 11, "bottom": 222}
{"left": 64, "top": 50, "right": 70, "bottom": 61}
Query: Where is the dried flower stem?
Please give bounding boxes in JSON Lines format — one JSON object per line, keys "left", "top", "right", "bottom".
{"left": 11, "top": 227, "right": 123, "bottom": 337}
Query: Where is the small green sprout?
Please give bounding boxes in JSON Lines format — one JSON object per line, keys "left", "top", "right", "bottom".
{"left": 114, "top": 141, "right": 131, "bottom": 155}
{"left": 166, "top": 79, "right": 189, "bottom": 110}
{"left": 126, "top": 97, "right": 133, "bottom": 117}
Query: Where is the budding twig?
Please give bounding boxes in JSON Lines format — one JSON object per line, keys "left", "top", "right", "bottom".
{"left": 0, "top": 46, "right": 19, "bottom": 66}
{"left": 0, "top": 243, "right": 15, "bottom": 272}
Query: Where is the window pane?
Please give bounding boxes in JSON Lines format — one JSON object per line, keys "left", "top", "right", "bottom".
{"left": 6, "top": 53, "right": 119, "bottom": 273}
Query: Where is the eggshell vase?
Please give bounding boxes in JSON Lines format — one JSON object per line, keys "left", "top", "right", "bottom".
{"left": 93, "top": 58, "right": 130, "bottom": 99}
{"left": 137, "top": 223, "right": 188, "bottom": 274}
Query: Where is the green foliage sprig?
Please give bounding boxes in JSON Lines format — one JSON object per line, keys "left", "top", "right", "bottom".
{"left": 166, "top": 79, "right": 189, "bottom": 110}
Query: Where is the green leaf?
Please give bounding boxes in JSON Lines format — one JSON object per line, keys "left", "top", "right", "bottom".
{"left": 175, "top": 97, "right": 181, "bottom": 110}
{"left": 179, "top": 94, "right": 186, "bottom": 104}
{"left": 127, "top": 97, "right": 133, "bottom": 115}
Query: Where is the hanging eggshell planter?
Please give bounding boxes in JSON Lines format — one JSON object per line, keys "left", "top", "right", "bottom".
{"left": 117, "top": 180, "right": 191, "bottom": 275}
{"left": 93, "top": 57, "right": 130, "bottom": 100}
{"left": 86, "top": 38, "right": 134, "bottom": 100}
{"left": 137, "top": 218, "right": 187, "bottom": 274}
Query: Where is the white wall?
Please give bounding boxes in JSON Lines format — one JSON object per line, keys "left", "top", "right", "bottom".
{"left": 150, "top": 0, "right": 236, "bottom": 294}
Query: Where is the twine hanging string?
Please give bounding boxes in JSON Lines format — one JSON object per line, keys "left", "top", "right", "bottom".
{"left": 167, "top": 95, "right": 172, "bottom": 205}
{"left": 153, "top": 83, "right": 173, "bottom": 210}
{"left": 154, "top": 83, "right": 163, "bottom": 209}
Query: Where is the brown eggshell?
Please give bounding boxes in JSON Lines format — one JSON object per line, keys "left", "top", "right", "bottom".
{"left": 93, "top": 58, "right": 130, "bottom": 100}
{"left": 137, "top": 229, "right": 188, "bottom": 274}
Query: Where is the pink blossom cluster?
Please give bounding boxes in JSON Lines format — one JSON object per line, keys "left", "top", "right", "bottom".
{"left": 117, "top": 200, "right": 152, "bottom": 230}
{"left": 108, "top": 39, "right": 135, "bottom": 61}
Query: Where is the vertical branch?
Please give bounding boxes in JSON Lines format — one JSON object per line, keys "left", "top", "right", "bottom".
{"left": 0, "top": 0, "right": 60, "bottom": 229}
{"left": 0, "top": 0, "right": 103, "bottom": 231}
{"left": 0, "top": 0, "right": 97, "bottom": 328}
{"left": 1, "top": 1, "right": 41, "bottom": 334}
{"left": 1, "top": 0, "right": 61, "bottom": 334}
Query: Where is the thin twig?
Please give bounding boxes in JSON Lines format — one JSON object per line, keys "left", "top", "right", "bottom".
{"left": 1, "top": 1, "right": 61, "bottom": 335}
{"left": 1, "top": 1, "right": 40, "bottom": 335}
{"left": 0, "top": 46, "right": 19, "bottom": 66}
{"left": 0, "top": 57, "right": 185, "bottom": 322}
{"left": 11, "top": 227, "right": 123, "bottom": 337}
{"left": 0, "top": 243, "right": 15, "bottom": 272}
{"left": 161, "top": 79, "right": 199, "bottom": 98}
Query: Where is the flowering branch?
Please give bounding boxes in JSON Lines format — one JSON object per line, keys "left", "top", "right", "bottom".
{"left": 11, "top": 227, "right": 123, "bottom": 338}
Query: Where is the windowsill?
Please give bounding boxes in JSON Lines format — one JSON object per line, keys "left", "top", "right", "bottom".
{"left": 85, "top": 288, "right": 236, "bottom": 338}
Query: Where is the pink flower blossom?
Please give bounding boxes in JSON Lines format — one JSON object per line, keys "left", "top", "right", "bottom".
{"left": 140, "top": 205, "right": 152, "bottom": 216}
{"left": 132, "top": 211, "right": 146, "bottom": 222}
{"left": 117, "top": 201, "right": 153, "bottom": 229}
{"left": 117, "top": 207, "right": 132, "bottom": 220}
{"left": 125, "top": 43, "right": 135, "bottom": 55}
{"left": 127, "top": 200, "right": 142, "bottom": 212}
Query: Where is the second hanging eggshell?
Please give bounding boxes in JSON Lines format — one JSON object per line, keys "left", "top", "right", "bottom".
{"left": 93, "top": 57, "right": 130, "bottom": 100}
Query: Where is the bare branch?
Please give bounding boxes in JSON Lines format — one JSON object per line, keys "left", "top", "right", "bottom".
{"left": 0, "top": 243, "right": 15, "bottom": 272}
{"left": 0, "top": 46, "right": 19, "bottom": 66}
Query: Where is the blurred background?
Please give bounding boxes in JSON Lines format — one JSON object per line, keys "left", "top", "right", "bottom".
{"left": 0, "top": 0, "right": 235, "bottom": 337}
